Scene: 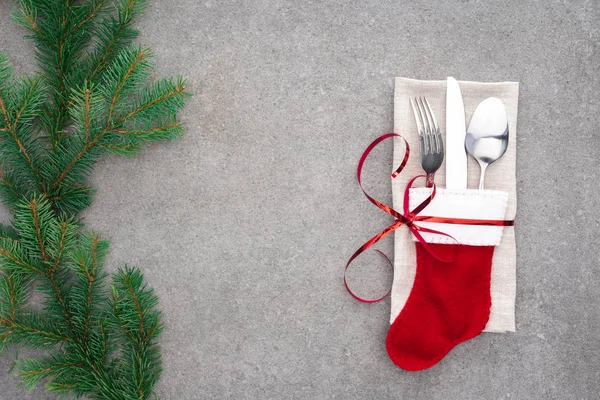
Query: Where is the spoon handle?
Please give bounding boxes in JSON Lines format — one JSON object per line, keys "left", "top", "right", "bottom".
{"left": 478, "top": 163, "right": 488, "bottom": 190}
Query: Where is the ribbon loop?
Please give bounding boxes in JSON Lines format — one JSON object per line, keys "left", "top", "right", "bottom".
{"left": 345, "top": 133, "right": 515, "bottom": 303}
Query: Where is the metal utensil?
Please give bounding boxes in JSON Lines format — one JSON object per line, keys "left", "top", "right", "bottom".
{"left": 410, "top": 97, "right": 443, "bottom": 188}
{"left": 445, "top": 77, "right": 468, "bottom": 189}
{"left": 465, "top": 97, "right": 509, "bottom": 190}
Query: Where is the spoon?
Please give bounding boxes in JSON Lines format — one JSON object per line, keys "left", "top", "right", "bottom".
{"left": 465, "top": 97, "right": 509, "bottom": 190}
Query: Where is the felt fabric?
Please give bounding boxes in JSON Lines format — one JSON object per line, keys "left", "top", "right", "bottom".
{"left": 391, "top": 78, "right": 519, "bottom": 333}
{"left": 386, "top": 243, "right": 495, "bottom": 371}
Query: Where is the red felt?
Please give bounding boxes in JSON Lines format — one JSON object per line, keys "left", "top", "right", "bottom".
{"left": 386, "top": 242, "right": 495, "bottom": 371}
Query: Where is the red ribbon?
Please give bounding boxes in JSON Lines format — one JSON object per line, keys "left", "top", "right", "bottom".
{"left": 344, "top": 133, "right": 514, "bottom": 303}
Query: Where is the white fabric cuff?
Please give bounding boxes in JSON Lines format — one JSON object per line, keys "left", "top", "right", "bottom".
{"left": 408, "top": 188, "right": 509, "bottom": 246}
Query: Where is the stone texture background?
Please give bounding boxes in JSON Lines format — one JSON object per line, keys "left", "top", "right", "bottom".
{"left": 0, "top": 0, "right": 598, "bottom": 398}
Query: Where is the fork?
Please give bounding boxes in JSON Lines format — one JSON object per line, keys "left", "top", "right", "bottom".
{"left": 409, "top": 97, "right": 444, "bottom": 188}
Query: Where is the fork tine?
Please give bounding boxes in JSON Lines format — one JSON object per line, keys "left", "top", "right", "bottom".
{"left": 419, "top": 97, "right": 435, "bottom": 154}
{"left": 409, "top": 98, "right": 424, "bottom": 140}
{"left": 415, "top": 97, "right": 431, "bottom": 154}
{"left": 422, "top": 97, "right": 441, "bottom": 153}
{"left": 410, "top": 97, "right": 429, "bottom": 154}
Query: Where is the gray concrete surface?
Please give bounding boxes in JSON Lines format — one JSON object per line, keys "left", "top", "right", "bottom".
{"left": 1, "top": 0, "right": 599, "bottom": 399}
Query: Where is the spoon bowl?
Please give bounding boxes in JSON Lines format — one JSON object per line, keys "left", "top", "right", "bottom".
{"left": 465, "top": 97, "right": 509, "bottom": 189}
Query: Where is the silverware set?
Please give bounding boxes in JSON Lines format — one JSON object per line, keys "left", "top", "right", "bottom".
{"left": 410, "top": 78, "right": 509, "bottom": 190}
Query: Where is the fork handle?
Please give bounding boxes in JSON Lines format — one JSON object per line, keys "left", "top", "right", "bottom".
{"left": 426, "top": 173, "right": 435, "bottom": 188}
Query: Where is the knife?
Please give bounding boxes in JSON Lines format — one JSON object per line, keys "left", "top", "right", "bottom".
{"left": 445, "top": 77, "right": 468, "bottom": 189}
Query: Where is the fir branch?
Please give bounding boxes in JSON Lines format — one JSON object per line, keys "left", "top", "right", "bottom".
{"left": 0, "top": 61, "right": 43, "bottom": 189}
{"left": 45, "top": 269, "right": 77, "bottom": 338}
{"left": 6, "top": 275, "right": 19, "bottom": 319}
{"left": 17, "top": 356, "right": 84, "bottom": 392}
{"left": 105, "top": 46, "right": 152, "bottom": 123}
{"left": 117, "top": 77, "right": 188, "bottom": 124}
{"left": 0, "top": 272, "right": 30, "bottom": 319}
{"left": 0, "top": 57, "right": 47, "bottom": 199}
{"left": 13, "top": 198, "right": 80, "bottom": 339}
{"left": 50, "top": 75, "right": 188, "bottom": 190}
{"left": 50, "top": 183, "right": 95, "bottom": 216}
{"left": 72, "top": 0, "right": 108, "bottom": 34}
{"left": 12, "top": 197, "right": 53, "bottom": 262}
{"left": 84, "top": 88, "right": 91, "bottom": 143}
{"left": 12, "top": 3, "right": 55, "bottom": 50}
{"left": 0, "top": 313, "right": 71, "bottom": 346}
{"left": 0, "top": 164, "right": 22, "bottom": 209}
{"left": 1, "top": 0, "right": 189, "bottom": 397}
{"left": 110, "top": 267, "right": 162, "bottom": 399}
{"left": 0, "top": 237, "right": 41, "bottom": 275}
{"left": 0, "top": 225, "right": 18, "bottom": 241}
{"left": 29, "top": 199, "right": 49, "bottom": 262}
{"left": 47, "top": 219, "right": 78, "bottom": 272}
{"left": 12, "top": 75, "right": 46, "bottom": 128}
{"left": 85, "top": 0, "right": 148, "bottom": 84}
{"left": 115, "top": 121, "right": 184, "bottom": 142}
{"left": 66, "top": 233, "right": 109, "bottom": 343}
{"left": 100, "top": 143, "right": 139, "bottom": 157}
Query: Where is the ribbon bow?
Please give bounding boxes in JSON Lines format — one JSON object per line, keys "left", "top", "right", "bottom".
{"left": 344, "top": 133, "right": 514, "bottom": 303}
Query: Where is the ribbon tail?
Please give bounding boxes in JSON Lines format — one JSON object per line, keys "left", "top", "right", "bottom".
{"left": 344, "top": 220, "right": 404, "bottom": 303}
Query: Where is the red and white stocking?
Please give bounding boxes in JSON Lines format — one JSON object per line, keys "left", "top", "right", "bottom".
{"left": 386, "top": 188, "right": 509, "bottom": 371}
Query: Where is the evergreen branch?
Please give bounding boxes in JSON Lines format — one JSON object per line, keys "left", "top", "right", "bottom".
{"left": 0, "top": 272, "right": 29, "bottom": 319}
{"left": 126, "top": 278, "right": 144, "bottom": 337}
{"left": 100, "top": 143, "right": 139, "bottom": 157}
{"left": 18, "top": 358, "right": 83, "bottom": 392}
{"left": 12, "top": 198, "right": 81, "bottom": 339}
{"left": 50, "top": 183, "right": 95, "bottom": 216}
{"left": 107, "top": 48, "right": 149, "bottom": 123}
{"left": 111, "top": 267, "right": 162, "bottom": 399}
{"left": 12, "top": 76, "right": 45, "bottom": 128}
{"left": 114, "top": 122, "right": 179, "bottom": 135}
{"left": 1, "top": 1, "right": 188, "bottom": 396}
{"left": 84, "top": 88, "right": 91, "bottom": 142}
{"left": 12, "top": 3, "right": 55, "bottom": 50}
{"left": 86, "top": 0, "right": 148, "bottom": 83}
{"left": 52, "top": 78, "right": 188, "bottom": 189}
{"left": 0, "top": 315, "right": 71, "bottom": 345}
{"left": 53, "top": 222, "right": 70, "bottom": 270}
{"left": 72, "top": 0, "right": 107, "bottom": 33}
{"left": 16, "top": 349, "right": 94, "bottom": 393}
{"left": 51, "top": 130, "right": 103, "bottom": 189}
{"left": 0, "top": 225, "right": 18, "bottom": 241}
{"left": 0, "top": 121, "right": 40, "bottom": 186}
{"left": 117, "top": 78, "right": 187, "bottom": 124}
{"left": 0, "top": 165, "right": 21, "bottom": 206}
{"left": 0, "top": 249, "right": 37, "bottom": 274}
{"left": 12, "top": 196, "right": 50, "bottom": 260}
{"left": 14, "top": 2, "right": 68, "bottom": 145}
{"left": 28, "top": 199, "right": 49, "bottom": 262}
{"left": 113, "top": 121, "right": 183, "bottom": 142}
{"left": 46, "top": 2, "right": 95, "bottom": 143}
{"left": 0, "top": 57, "right": 46, "bottom": 192}
{"left": 7, "top": 275, "right": 18, "bottom": 319}
{"left": 0, "top": 238, "right": 40, "bottom": 275}
{"left": 0, "top": 92, "right": 14, "bottom": 133}
{"left": 98, "top": 318, "right": 108, "bottom": 365}
{"left": 46, "top": 271, "right": 77, "bottom": 338}
{"left": 82, "top": 236, "right": 99, "bottom": 341}
{"left": 66, "top": 233, "right": 109, "bottom": 343}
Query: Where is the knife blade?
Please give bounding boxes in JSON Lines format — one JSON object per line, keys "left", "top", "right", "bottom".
{"left": 445, "top": 77, "right": 468, "bottom": 189}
